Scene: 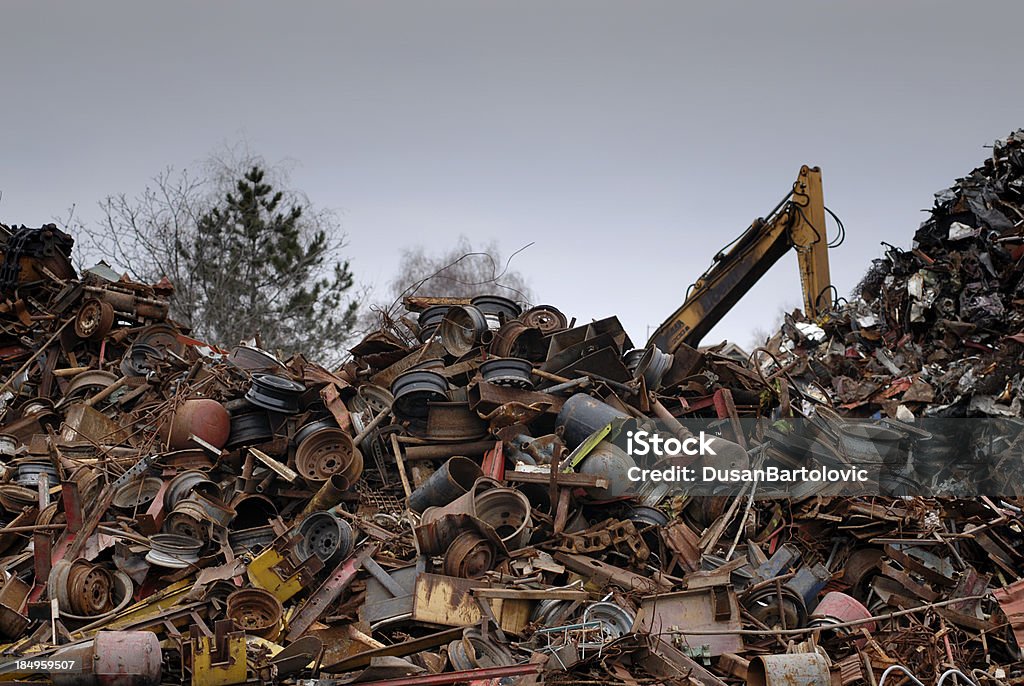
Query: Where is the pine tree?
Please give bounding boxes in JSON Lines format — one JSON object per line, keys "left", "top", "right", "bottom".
{"left": 181, "top": 166, "right": 357, "bottom": 354}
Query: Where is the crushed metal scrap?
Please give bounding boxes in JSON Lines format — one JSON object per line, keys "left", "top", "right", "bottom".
{"left": 2, "top": 132, "right": 1024, "bottom": 686}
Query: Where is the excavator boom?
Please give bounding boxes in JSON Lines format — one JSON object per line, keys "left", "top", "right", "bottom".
{"left": 648, "top": 165, "right": 833, "bottom": 354}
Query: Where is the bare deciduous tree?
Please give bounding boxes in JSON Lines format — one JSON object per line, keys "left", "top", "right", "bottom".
{"left": 352, "top": 236, "right": 535, "bottom": 343}
{"left": 388, "top": 236, "right": 533, "bottom": 304}
{"left": 74, "top": 151, "right": 359, "bottom": 362}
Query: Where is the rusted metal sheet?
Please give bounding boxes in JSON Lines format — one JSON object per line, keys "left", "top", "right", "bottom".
{"left": 632, "top": 585, "right": 743, "bottom": 657}
{"left": 994, "top": 579, "right": 1024, "bottom": 649}
{"left": 411, "top": 574, "right": 529, "bottom": 634}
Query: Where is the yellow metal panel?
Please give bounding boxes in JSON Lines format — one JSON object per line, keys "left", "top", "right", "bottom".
{"left": 248, "top": 547, "right": 305, "bottom": 602}
{"left": 191, "top": 633, "right": 247, "bottom": 686}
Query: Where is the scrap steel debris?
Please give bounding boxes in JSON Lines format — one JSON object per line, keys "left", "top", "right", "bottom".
{"left": 1, "top": 133, "right": 1024, "bottom": 686}
{"left": 770, "top": 129, "right": 1024, "bottom": 421}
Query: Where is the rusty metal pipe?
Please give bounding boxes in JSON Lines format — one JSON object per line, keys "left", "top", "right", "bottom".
{"left": 255, "top": 470, "right": 276, "bottom": 493}
{"left": 300, "top": 474, "right": 351, "bottom": 519}
{"left": 403, "top": 440, "right": 496, "bottom": 462}
{"left": 353, "top": 407, "right": 390, "bottom": 447}
{"left": 649, "top": 395, "right": 691, "bottom": 439}
{"left": 407, "top": 457, "right": 483, "bottom": 513}
{"left": 241, "top": 451, "right": 256, "bottom": 494}
{"left": 540, "top": 377, "right": 592, "bottom": 395}
{"left": 84, "top": 376, "right": 130, "bottom": 407}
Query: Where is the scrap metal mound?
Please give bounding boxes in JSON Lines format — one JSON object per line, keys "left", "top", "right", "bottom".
{"left": 1, "top": 134, "right": 1024, "bottom": 686}
{"left": 771, "top": 129, "right": 1024, "bottom": 419}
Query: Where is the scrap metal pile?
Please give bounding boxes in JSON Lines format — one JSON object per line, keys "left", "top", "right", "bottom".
{"left": 2, "top": 134, "right": 1024, "bottom": 686}
{"left": 769, "top": 129, "right": 1024, "bottom": 422}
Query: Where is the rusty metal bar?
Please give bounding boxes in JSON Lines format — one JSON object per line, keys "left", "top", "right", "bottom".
{"left": 346, "top": 663, "right": 542, "bottom": 686}
{"left": 285, "top": 545, "right": 377, "bottom": 642}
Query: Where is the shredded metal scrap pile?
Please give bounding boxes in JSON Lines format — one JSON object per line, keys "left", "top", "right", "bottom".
{"left": 1, "top": 134, "right": 1024, "bottom": 686}
{"left": 771, "top": 130, "right": 1024, "bottom": 421}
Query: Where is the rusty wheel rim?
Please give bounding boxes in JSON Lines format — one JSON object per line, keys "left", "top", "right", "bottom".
{"left": 74, "top": 298, "right": 114, "bottom": 340}
{"left": 67, "top": 561, "right": 113, "bottom": 616}
{"left": 295, "top": 428, "right": 356, "bottom": 484}
{"left": 226, "top": 588, "right": 283, "bottom": 639}
{"left": 443, "top": 532, "right": 495, "bottom": 579}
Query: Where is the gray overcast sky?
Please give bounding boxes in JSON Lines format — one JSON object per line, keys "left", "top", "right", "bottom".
{"left": 2, "top": 1, "right": 1022, "bottom": 348}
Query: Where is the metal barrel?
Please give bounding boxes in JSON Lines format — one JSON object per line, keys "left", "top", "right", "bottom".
{"left": 408, "top": 456, "right": 483, "bottom": 513}
{"left": 555, "top": 394, "right": 631, "bottom": 450}
{"left": 52, "top": 630, "right": 162, "bottom": 686}
{"left": 747, "top": 653, "right": 831, "bottom": 686}
{"left": 578, "top": 440, "right": 637, "bottom": 498}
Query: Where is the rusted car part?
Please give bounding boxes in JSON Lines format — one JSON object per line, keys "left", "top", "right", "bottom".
{"left": 479, "top": 357, "right": 535, "bottom": 390}
{"left": 111, "top": 477, "right": 163, "bottom": 512}
{"left": 144, "top": 533, "right": 203, "bottom": 569}
{"left": 50, "top": 631, "right": 162, "bottom": 686}
{"left": 73, "top": 298, "right": 115, "bottom": 340}
{"left": 166, "top": 491, "right": 236, "bottom": 539}
{"left": 225, "top": 409, "right": 274, "bottom": 448}
{"left": 447, "top": 625, "right": 516, "bottom": 670}
{"left": 225, "top": 587, "right": 283, "bottom": 640}
{"left": 391, "top": 369, "right": 448, "bottom": 423}
{"left": 471, "top": 294, "right": 521, "bottom": 327}
{"left": 416, "top": 305, "right": 449, "bottom": 341}
{"left": 489, "top": 320, "right": 547, "bottom": 362}
{"left": 421, "top": 477, "right": 533, "bottom": 550}
{"left": 295, "top": 427, "right": 363, "bottom": 486}
{"left": 296, "top": 511, "right": 355, "bottom": 565}
{"left": 120, "top": 342, "right": 164, "bottom": 377}
{"left": 13, "top": 459, "right": 58, "bottom": 487}
{"left": 48, "top": 559, "right": 134, "bottom": 624}
{"left": 439, "top": 305, "right": 490, "bottom": 356}
{"left": 519, "top": 304, "right": 568, "bottom": 334}
{"left": 245, "top": 373, "right": 306, "bottom": 413}
{"left": 556, "top": 518, "right": 650, "bottom": 563}
{"left": 633, "top": 344, "right": 674, "bottom": 389}
{"left": 64, "top": 369, "right": 119, "bottom": 400}
{"left": 424, "top": 402, "right": 488, "bottom": 442}
{"left": 163, "top": 469, "right": 221, "bottom": 510}
{"left": 442, "top": 531, "right": 497, "bottom": 579}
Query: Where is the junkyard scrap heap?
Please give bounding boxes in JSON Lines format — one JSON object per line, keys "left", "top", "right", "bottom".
{"left": 1, "top": 131, "right": 1024, "bottom": 685}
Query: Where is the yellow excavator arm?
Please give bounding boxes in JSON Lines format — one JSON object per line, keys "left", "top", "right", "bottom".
{"left": 648, "top": 165, "right": 833, "bottom": 354}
